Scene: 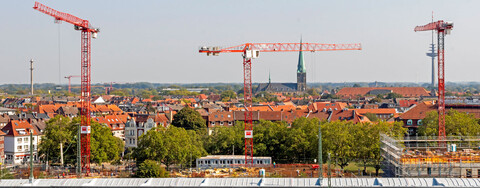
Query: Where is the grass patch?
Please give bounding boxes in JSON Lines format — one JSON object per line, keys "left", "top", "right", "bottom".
{"left": 333, "top": 162, "right": 383, "bottom": 176}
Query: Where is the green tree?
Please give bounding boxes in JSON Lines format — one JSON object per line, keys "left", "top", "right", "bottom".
{"left": 163, "top": 127, "right": 206, "bottom": 169}
{"left": 369, "top": 97, "right": 382, "bottom": 103}
{"left": 39, "top": 117, "right": 124, "bottom": 165}
{"left": 166, "top": 89, "right": 199, "bottom": 96}
{"left": 134, "top": 127, "right": 206, "bottom": 170}
{"left": 255, "top": 92, "right": 279, "bottom": 102}
{"left": 38, "top": 115, "right": 73, "bottom": 165}
{"left": 110, "top": 89, "right": 128, "bottom": 96}
{"left": 321, "top": 121, "right": 356, "bottom": 170}
{"left": 0, "top": 168, "right": 14, "bottom": 179}
{"left": 306, "top": 88, "right": 320, "bottom": 96}
{"left": 353, "top": 121, "right": 406, "bottom": 176}
{"left": 133, "top": 129, "right": 166, "bottom": 166}
{"left": 204, "top": 123, "right": 244, "bottom": 155}
{"left": 140, "top": 89, "right": 153, "bottom": 99}
{"left": 90, "top": 122, "right": 125, "bottom": 164}
{"left": 220, "top": 90, "right": 237, "bottom": 102}
{"left": 290, "top": 118, "right": 321, "bottom": 163}
{"left": 253, "top": 120, "right": 290, "bottom": 162}
{"left": 171, "top": 107, "right": 206, "bottom": 130}
{"left": 419, "top": 110, "right": 480, "bottom": 137}
{"left": 385, "top": 92, "right": 403, "bottom": 99}
{"left": 364, "top": 113, "right": 378, "bottom": 122}
{"left": 135, "top": 160, "right": 169, "bottom": 178}
{"left": 152, "top": 95, "right": 164, "bottom": 101}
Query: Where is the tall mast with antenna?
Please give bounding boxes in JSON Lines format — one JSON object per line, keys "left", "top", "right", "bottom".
{"left": 426, "top": 12, "right": 437, "bottom": 95}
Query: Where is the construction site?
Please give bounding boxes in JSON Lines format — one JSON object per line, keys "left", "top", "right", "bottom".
{"left": 381, "top": 134, "right": 480, "bottom": 178}
{"left": 12, "top": 1, "right": 475, "bottom": 184}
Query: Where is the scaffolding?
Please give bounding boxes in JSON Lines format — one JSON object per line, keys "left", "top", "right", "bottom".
{"left": 381, "top": 134, "right": 480, "bottom": 178}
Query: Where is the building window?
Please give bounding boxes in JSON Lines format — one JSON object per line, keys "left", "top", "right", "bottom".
{"left": 17, "top": 138, "right": 22, "bottom": 144}
{"left": 220, "top": 121, "right": 224, "bottom": 125}
{"left": 407, "top": 119, "right": 413, "bottom": 125}
{"left": 228, "top": 121, "right": 232, "bottom": 125}
{"left": 417, "top": 120, "right": 422, "bottom": 125}
{"left": 211, "top": 122, "right": 215, "bottom": 126}
{"left": 17, "top": 145, "right": 22, "bottom": 151}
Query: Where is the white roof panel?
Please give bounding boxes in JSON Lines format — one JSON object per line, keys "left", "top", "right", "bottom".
{"left": 0, "top": 178, "right": 480, "bottom": 187}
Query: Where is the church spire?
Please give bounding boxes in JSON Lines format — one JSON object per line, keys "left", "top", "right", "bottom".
{"left": 268, "top": 70, "right": 271, "bottom": 84}
{"left": 297, "top": 37, "right": 306, "bottom": 73}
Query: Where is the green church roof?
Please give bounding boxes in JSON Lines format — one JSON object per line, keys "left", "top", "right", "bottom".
{"left": 297, "top": 39, "right": 306, "bottom": 73}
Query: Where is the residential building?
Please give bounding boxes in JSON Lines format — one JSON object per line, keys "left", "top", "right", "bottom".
{"left": 2, "top": 120, "right": 40, "bottom": 164}
{"left": 396, "top": 101, "right": 480, "bottom": 136}
{"left": 56, "top": 106, "right": 79, "bottom": 118}
{"left": 0, "top": 107, "right": 16, "bottom": 116}
{"left": 355, "top": 108, "right": 398, "bottom": 121}
{"left": 94, "top": 114, "right": 128, "bottom": 140}
{"left": 124, "top": 113, "right": 170, "bottom": 148}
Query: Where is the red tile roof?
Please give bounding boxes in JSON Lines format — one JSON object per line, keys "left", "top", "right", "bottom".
{"left": 337, "top": 87, "right": 430, "bottom": 98}
{"left": 2, "top": 120, "right": 39, "bottom": 137}
{"left": 398, "top": 101, "right": 436, "bottom": 120}
{"left": 398, "top": 99, "right": 418, "bottom": 108}
{"left": 198, "top": 94, "right": 208, "bottom": 100}
{"left": 154, "top": 113, "right": 169, "bottom": 126}
{"left": 355, "top": 108, "right": 397, "bottom": 115}
{"left": 329, "top": 109, "right": 370, "bottom": 123}
{"left": 307, "top": 102, "right": 348, "bottom": 112}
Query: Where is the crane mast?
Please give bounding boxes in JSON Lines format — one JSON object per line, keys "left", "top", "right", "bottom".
{"left": 415, "top": 20, "right": 453, "bottom": 144}
{"left": 33, "top": 1, "right": 99, "bottom": 175}
{"left": 65, "top": 75, "right": 80, "bottom": 93}
{"left": 200, "top": 42, "right": 361, "bottom": 165}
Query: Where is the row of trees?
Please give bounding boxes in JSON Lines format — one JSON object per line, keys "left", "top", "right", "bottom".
{"left": 202, "top": 118, "right": 405, "bottom": 175}
{"left": 130, "top": 106, "right": 407, "bottom": 177}
{"left": 39, "top": 116, "right": 124, "bottom": 165}
{"left": 133, "top": 126, "right": 206, "bottom": 171}
{"left": 419, "top": 110, "right": 480, "bottom": 137}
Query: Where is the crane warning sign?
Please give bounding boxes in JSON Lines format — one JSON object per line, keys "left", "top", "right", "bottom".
{"left": 245, "top": 130, "right": 253, "bottom": 138}
{"left": 81, "top": 126, "right": 91, "bottom": 134}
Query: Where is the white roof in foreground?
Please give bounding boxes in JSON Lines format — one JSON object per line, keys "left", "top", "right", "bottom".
{"left": 0, "top": 178, "right": 479, "bottom": 187}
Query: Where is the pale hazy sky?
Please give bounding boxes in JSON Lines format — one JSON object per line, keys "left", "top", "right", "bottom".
{"left": 1, "top": 0, "right": 479, "bottom": 85}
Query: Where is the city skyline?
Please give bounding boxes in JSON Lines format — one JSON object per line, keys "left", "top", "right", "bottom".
{"left": 1, "top": 0, "right": 479, "bottom": 84}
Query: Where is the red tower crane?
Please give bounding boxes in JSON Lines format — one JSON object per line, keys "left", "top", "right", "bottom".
{"left": 33, "top": 1, "right": 99, "bottom": 174}
{"left": 65, "top": 75, "right": 80, "bottom": 93}
{"left": 415, "top": 20, "right": 453, "bottom": 143}
{"left": 199, "top": 42, "right": 361, "bottom": 164}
